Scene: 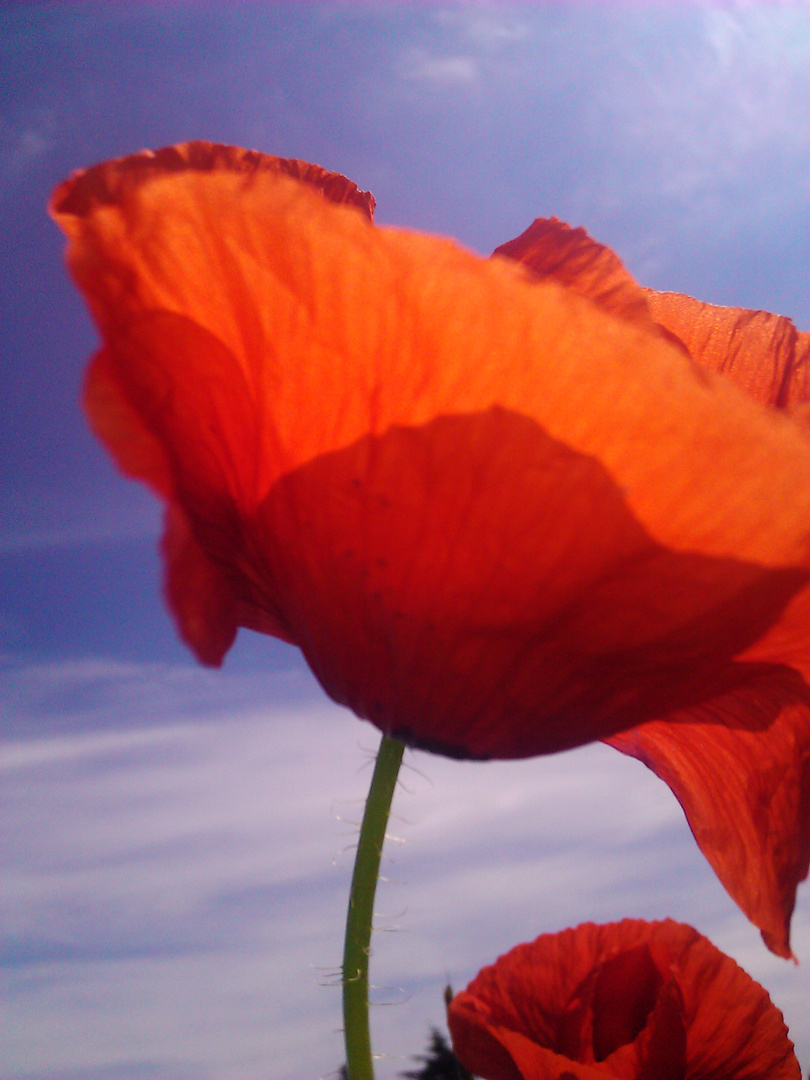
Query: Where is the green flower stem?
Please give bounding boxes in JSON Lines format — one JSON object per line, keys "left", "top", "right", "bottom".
{"left": 343, "top": 733, "right": 405, "bottom": 1080}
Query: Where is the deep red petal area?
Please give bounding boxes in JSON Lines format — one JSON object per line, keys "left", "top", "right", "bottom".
{"left": 448, "top": 920, "right": 800, "bottom": 1080}
{"left": 492, "top": 216, "right": 655, "bottom": 328}
{"left": 608, "top": 683, "right": 810, "bottom": 959}
{"left": 590, "top": 946, "right": 663, "bottom": 1061}
{"left": 253, "top": 409, "right": 807, "bottom": 759}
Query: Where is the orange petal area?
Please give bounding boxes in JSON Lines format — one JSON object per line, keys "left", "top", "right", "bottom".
{"left": 641, "top": 288, "right": 809, "bottom": 409}
{"left": 790, "top": 331, "right": 810, "bottom": 426}
{"left": 85, "top": 326, "right": 297, "bottom": 662}
{"left": 607, "top": 677, "right": 810, "bottom": 959}
{"left": 493, "top": 212, "right": 810, "bottom": 948}
{"left": 52, "top": 145, "right": 810, "bottom": 561}
{"left": 52, "top": 144, "right": 810, "bottom": 762}
{"left": 447, "top": 920, "right": 801, "bottom": 1080}
{"left": 495, "top": 217, "right": 810, "bottom": 415}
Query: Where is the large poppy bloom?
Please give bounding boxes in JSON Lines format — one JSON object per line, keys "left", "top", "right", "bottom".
{"left": 447, "top": 918, "right": 801, "bottom": 1080}
{"left": 51, "top": 143, "right": 809, "bottom": 954}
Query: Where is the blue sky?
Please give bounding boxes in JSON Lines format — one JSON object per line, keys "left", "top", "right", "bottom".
{"left": 1, "top": 2, "right": 809, "bottom": 1077}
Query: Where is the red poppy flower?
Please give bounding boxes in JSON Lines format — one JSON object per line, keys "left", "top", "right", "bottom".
{"left": 51, "top": 142, "right": 809, "bottom": 953}
{"left": 447, "top": 918, "right": 801, "bottom": 1080}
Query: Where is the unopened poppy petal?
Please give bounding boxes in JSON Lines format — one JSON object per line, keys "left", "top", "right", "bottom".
{"left": 448, "top": 920, "right": 800, "bottom": 1080}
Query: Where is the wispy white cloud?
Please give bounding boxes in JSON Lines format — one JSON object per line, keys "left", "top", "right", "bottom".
{"left": 0, "top": 486, "right": 160, "bottom": 556}
{"left": 2, "top": 657, "right": 808, "bottom": 1078}
{"left": 571, "top": 2, "right": 810, "bottom": 239}
{"left": 396, "top": 3, "right": 530, "bottom": 87}
{"left": 399, "top": 49, "right": 478, "bottom": 87}
{"left": 433, "top": 4, "right": 530, "bottom": 48}
{"left": 0, "top": 109, "right": 58, "bottom": 191}
{"left": 381, "top": 3, "right": 808, "bottom": 308}
{"left": 395, "top": 3, "right": 533, "bottom": 91}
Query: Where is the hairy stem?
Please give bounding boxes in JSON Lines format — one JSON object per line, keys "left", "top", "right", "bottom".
{"left": 342, "top": 734, "right": 405, "bottom": 1080}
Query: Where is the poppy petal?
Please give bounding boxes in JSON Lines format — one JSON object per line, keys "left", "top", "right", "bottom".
{"left": 86, "top": 324, "right": 810, "bottom": 757}
{"left": 641, "top": 288, "right": 809, "bottom": 409}
{"left": 494, "top": 216, "right": 810, "bottom": 414}
{"left": 254, "top": 414, "right": 810, "bottom": 759}
{"left": 607, "top": 679, "right": 810, "bottom": 959}
{"left": 53, "top": 140, "right": 375, "bottom": 223}
{"left": 492, "top": 216, "right": 656, "bottom": 329}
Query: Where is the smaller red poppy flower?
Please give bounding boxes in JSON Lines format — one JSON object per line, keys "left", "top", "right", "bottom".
{"left": 447, "top": 919, "right": 801, "bottom": 1080}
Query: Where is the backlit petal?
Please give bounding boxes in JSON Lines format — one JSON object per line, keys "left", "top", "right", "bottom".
{"left": 492, "top": 216, "right": 657, "bottom": 329}
{"left": 494, "top": 216, "right": 809, "bottom": 412}
{"left": 642, "top": 288, "right": 809, "bottom": 409}
{"left": 608, "top": 682, "right": 810, "bottom": 959}
{"left": 50, "top": 144, "right": 810, "bottom": 759}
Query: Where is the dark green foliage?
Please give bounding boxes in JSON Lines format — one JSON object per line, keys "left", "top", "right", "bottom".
{"left": 400, "top": 1027, "right": 471, "bottom": 1080}
{"left": 337, "top": 1024, "right": 474, "bottom": 1080}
